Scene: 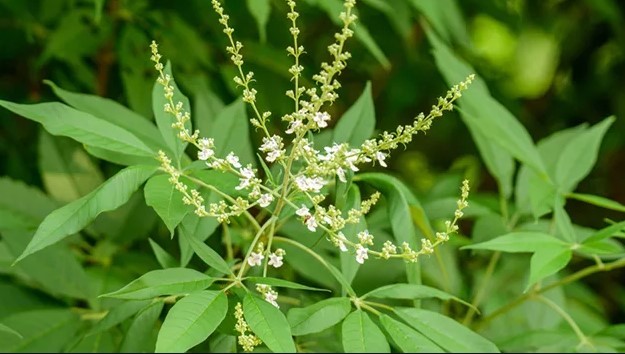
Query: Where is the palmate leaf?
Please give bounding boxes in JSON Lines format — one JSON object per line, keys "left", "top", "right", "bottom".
{"left": 156, "top": 290, "right": 228, "bottom": 353}
{"left": 0, "top": 100, "right": 154, "bottom": 157}
{"left": 14, "top": 165, "right": 157, "bottom": 263}
{"left": 100, "top": 268, "right": 214, "bottom": 300}
{"left": 243, "top": 293, "right": 296, "bottom": 353}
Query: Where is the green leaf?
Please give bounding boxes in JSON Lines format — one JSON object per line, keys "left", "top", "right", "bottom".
{"left": 553, "top": 198, "right": 577, "bottom": 242}
{"left": 554, "top": 116, "right": 615, "bottom": 193}
{"left": 14, "top": 165, "right": 156, "bottom": 263}
{"left": 340, "top": 185, "right": 365, "bottom": 287}
{"left": 144, "top": 174, "right": 190, "bottom": 237}
{"left": 148, "top": 238, "right": 178, "bottom": 269}
{"left": 87, "top": 300, "right": 152, "bottom": 336}
{"left": 0, "top": 323, "right": 22, "bottom": 339}
{"left": 120, "top": 301, "right": 164, "bottom": 353}
{"left": 0, "top": 178, "right": 57, "bottom": 230}
{"left": 246, "top": 277, "right": 330, "bottom": 292}
{"left": 409, "top": 0, "right": 470, "bottom": 46}
{"left": 181, "top": 230, "right": 232, "bottom": 275}
{"left": 246, "top": 0, "right": 271, "bottom": 43}
{"left": 0, "top": 100, "right": 154, "bottom": 157}
{"left": 287, "top": 297, "right": 351, "bottom": 336}
{"left": 361, "top": 283, "right": 472, "bottom": 308}
{"left": 333, "top": 81, "right": 375, "bottom": 146}
{"left": 0, "top": 309, "right": 81, "bottom": 352}
{"left": 178, "top": 211, "right": 220, "bottom": 267}
{"left": 38, "top": 130, "right": 104, "bottom": 203}
{"left": 152, "top": 61, "right": 191, "bottom": 163}
{"left": 462, "top": 232, "right": 568, "bottom": 253}
{"left": 463, "top": 115, "right": 515, "bottom": 198}
{"left": 210, "top": 98, "right": 256, "bottom": 167}
{"left": 243, "top": 293, "right": 296, "bottom": 353}
{"left": 395, "top": 308, "right": 500, "bottom": 353}
{"left": 3, "top": 230, "right": 94, "bottom": 300}
{"left": 312, "top": 0, "right": 390, "bottom": 68}
{"left": 44, "top": 80, "right": 166, "bottom": 152}
{"left": 342, "top": 310, "right": 390, "bottom": 353}
{"left": 426, "top": 29, "right": 549, "bottom": 180}
{"left": 83, "top": 145, "right": 160, "bottom": 166}
{"left": 568, "top": 193, "right": 625, "bottom": 213}
{"left": 379, "top": 314, "right": 443, "bottom": 353}
{"left": 582, "top": 220, "right": 625, "bottom": 245}
{"left": 101, "top": 268, "right": 214, "bottom": 300}
{"left": 156, "top": 291, "right": 228, "bottom": 353}
{"left": 526, "top": 246, "right": 572, "bottom": 291}
{"left": 356, "top": 173, "right": 416, "bottom": 244}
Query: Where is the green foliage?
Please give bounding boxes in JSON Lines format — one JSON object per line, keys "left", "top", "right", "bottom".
{"left": 0, "top": 0, "right": 624, "bottom": 353}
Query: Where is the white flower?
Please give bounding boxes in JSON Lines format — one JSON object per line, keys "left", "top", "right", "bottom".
{"left": 296, "top": 205, "right": 311, "bottom": 217}
{"left": 294, "top": 176, "right": 325, "bottom": 193}
{"left": 258, "top": 193, "right": 273, "bottom": 207}
{"left": 336, "top": 167, "right": 346, "bottom": 183}
{"left": 264, "top": 290, "right": 279, "bottom": 308}
{"left": 337, "top": 232, "right": 348, "bottom": 252}
{"left": 346, "top": 150, "right": 360, "bottom": 171}
{"left": 305, "top": 215, "right": 318, "bottom": 232}
{"left": 240, "top": 167, "right": 255, "bottom": 179}
{"left": 358, "top": 230, "right": 374, "bottom": 245}
{"left": 248, "top": 252, "right": 264, "bottom": 267}
{"left": 260, "top": 136, "right": 284, "bottom": 162}
{"left": 268, "top": 253, "right": 283, "bottom": 268}
{"left": 226, "top": 153, "right": 242, "bottom": 168}
{"left": 285, "top": 119, "right": 303, "bottom": 134}
{"left": 356, "top": 245, "right": 369, "bottom": 264}
{"left": 313, "top": 111, "right": 331, "bottom": 128}
{"left": 197, "top": 148, "right": 214, "bottom": 161}
{"left": 375, "top": 151, "right": 387, "bottom": 167}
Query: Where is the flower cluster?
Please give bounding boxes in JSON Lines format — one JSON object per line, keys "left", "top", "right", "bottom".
{"left": 234, "top": 302, "right": 262, "bottom": 352}
{"left": 256, "top": 284, "right": 280, "bottom": 308}
{"left": 152, "top": 0, "right": 475, "bottom": 339}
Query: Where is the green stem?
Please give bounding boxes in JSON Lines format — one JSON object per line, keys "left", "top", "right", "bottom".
{"left": 222, "top": 223, "right": 234, "bottom": 262}
{"left": 463, "top": 251, "right": 500, "bottom": 325}
{"left": 534, "top": 295, "right": 594, "bottom": 350}
{"left": 236, "top": 217, "right": 276, "bottom": 280}
{"left": 474, "top": 256, "right": 625, "bottom": 330}
{"left": 273, "top": 236, "right": 357, "bottom": 297}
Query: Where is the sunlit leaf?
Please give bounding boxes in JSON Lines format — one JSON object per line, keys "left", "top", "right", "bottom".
{"left": 156, "top": 291, "right": 227, "bottom": 353}
{"left": 101, "top": 268, "right": 214, "bottom": 300}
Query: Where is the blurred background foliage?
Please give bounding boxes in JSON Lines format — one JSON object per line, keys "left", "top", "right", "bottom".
{"left": 0, "top": 0, "right": 624, "bottom": 346}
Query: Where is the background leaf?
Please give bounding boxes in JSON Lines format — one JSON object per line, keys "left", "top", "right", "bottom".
{"left": 152, "top": 61, "right": 191, "bottom": 163}
{"left": 0, "top": 100, "right": 154, "bottom": 157}
{"left": 15, "top": 165, "right": 156, "bottom": 262}
{"left": 333, "top": 81, "right": 375, "bottom": 146}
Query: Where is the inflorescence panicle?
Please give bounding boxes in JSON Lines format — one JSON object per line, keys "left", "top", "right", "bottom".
{"left": 151, "top": 0, "right": 474, "bottom": 316}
